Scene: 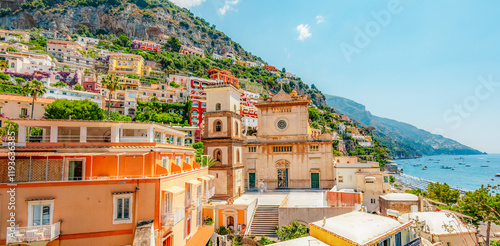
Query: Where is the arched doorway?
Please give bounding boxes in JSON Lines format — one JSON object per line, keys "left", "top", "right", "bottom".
{"left": 226, "top": 216, "right": 235, "bottom": 230}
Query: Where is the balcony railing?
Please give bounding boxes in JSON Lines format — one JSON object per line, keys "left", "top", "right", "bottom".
{"left": 162, "top": 208, "right": 184, "bottom": 227}
{"left": 6, "top": 221, "right": 61, "bottom": 244}
{"left": 207, "top": 187, "right": 215, "bottom": 199}
{"left": 193, "top": 195, "right": 202, "bottom": 207}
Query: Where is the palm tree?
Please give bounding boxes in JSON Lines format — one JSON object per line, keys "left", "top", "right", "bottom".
{"left": 22, "top": 80, "right": 47, "bottom": 119}
{"left": 101, "top": 74, "right": 120, "bottom": 120}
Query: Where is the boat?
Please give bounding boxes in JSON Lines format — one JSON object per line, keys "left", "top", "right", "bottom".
{"left": 440, "top": 165, "right": 453, "bottom": 169}
{"left": 496, "top": 173, "right": 500, "bottom": 177}
{"left": 466, "top": 165, "right": 471, "bottom": 167}
{"left": 422, "top": 167, "right": 427, "bottom": 170}
{"left": 451, "top": 168, "right": 455, "bottom": 170}
{"left": 481, "top": 165, "right": 489, "bottom": 167}
{"left": 487, "top": 161, "right": 491, "bottom": 162}
{"left": 459, "top": 162, "right": 465, "bottom": 165}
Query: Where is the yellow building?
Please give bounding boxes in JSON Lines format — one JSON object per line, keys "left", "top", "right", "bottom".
{"left": 309, "top": 212, "right": 417, "bottom": 246}
{"left": 108, "top": 53, "right": 152, "bottom": 77}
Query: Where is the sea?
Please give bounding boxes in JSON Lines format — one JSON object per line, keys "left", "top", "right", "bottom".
{"left": 394, "top": 153, "right": 500, "bottom": 191}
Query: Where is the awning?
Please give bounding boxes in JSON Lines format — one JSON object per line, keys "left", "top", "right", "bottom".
{"left": 365, "top": 176, "right": 376, "bottom": 182}
{"left": 186, "top": 179, "right": 202, "bottom": 186}
{"left": 198, "top": 176, "right": 211, "bottom": 181}
{"left": 206, "top": 174, "right": 215, "bottom": 179}
{"left": 164, "top": 186, "right": 185, "bottom": 194}
{"left": 185, "top": 225, "right": 215, "bottom": 246}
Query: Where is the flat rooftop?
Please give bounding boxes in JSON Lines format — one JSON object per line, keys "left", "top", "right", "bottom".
{"left": 242, "top": 190, "right": 327, "bottom": 207}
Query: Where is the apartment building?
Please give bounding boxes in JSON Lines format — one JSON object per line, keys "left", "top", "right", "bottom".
{"left": 264, "top": 65, "right": 279, "bottom": 72}
{"left": 0, "top": 119, "right": 215, "bottom": 246}
{"left": 207, "top": 68, "right": 239, "bottom": 87}
{"left": 169, "top": 74, "right": 190, "bottom": 87}
{"left": 46, "top": 40, "right": 83, "bottom": 59}
{"left": 108, "top": 53, "right": 149, "bottom": 77}
{"left": 43, "top": 86, "right": 104, "bottom": 108}
{"left": 187, "top": 78, "right": 220, "bottom": 137}
{"left": 0, "top": 94, "right": 55, "bottom": 127}
{"left": 139, "top": 83, "right": 187, "bottom": 104}
{"left": 0, "top": 29, "right": 30, "bottom": 42}
{"left": 240, "top": 89, "right": 259, "bottom": 132}
{"left": 179, "top": 45, "right": 205, "bottom": 58}
{"left": 77, "top": 36, "right": 100, "bottom": 46}
{"left": 132, "top": 40, "right": 161, "bottom": 53}
{"left": 103, "top": 76, "right": 141, "bottom": 116}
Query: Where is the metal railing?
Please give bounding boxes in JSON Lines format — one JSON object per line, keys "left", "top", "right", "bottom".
{"left": 6, "top": 221, "right": 60, "bottom": 244}
{"left": 162, "top": 208, "right": 184, "bottom": 226}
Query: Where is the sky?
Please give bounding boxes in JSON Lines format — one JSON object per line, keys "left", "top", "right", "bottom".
{"left": 173, "top": 0, "right": 500, "bottom": 154}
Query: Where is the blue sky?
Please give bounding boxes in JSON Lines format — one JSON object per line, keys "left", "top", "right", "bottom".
{"left": 175, "top": 0, "right": 500, "bottom": 153}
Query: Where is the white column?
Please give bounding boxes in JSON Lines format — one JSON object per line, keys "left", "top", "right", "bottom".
{"left": 147, "top": 127, "right": 154, "bottom": 142}
{"left": 161, "top": 132, "right": 166, "bottom": 144}
{"left": 173, "top": 135, "right": 178, "bottom": 145}
{"left": 80, "top": 126, "right": 87, "bottom": 143}
{"left": 110, "top": 126, "right": 120, "bottom": 143}
{"left": 50, "top": 126, "right": 58, "bottom": 143}
{"left": 181, "top": 137, "right": 185, "bottom": 146}
{"left": 18, "top": 125, "right": 26, "bottom": 144}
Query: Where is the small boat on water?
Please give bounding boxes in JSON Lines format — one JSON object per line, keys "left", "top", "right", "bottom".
{"left": 422, "top": 167, "right": 427, "bottom": 170}
{"left": 481, "top": 165, "right": 489, "bottom": 167}
{"left": 451, "top": 168, "right": 455, "bottom": 170}
{"left": 459, "top": 162, "right": 465, "bottom": 165}
{"left": 441, "top": 165, "right": 453, "bottom": 169}
{"left": 496, "top": 173, "right": 500, "bottom": 177}
{"left": 466, "top": 165, "right": 471, "bottom": 167}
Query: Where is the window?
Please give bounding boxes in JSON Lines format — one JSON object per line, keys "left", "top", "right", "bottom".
{"left": 277, "top": 120, "right": 287, "bottom": 130}
{"left": 249, "top": 147, "right": 256, "bottom": 152}
{"left": 236, "top": 149, "right": 240, "bottom": 162}
{"left": 21, "top": 108, "right": 28, "bottom": 116}
{"left": 338, "top": 176, "right": 343, "bottom": 183}
{"left": 186, "top": 156, "right": 190, "bottom": 164}
{"left": 371, "top": 198, "right": 376, "bottom": 204}
{"left": 29, "top": 201, "right": 53, "bottom": 226}
{"left": 216, "top": 103, "right": 221, "bottom": 111}
{"left": 162, "top": 156, "right": 169, "bottom": 169}
{"left": 186, "top": 184, "right": 192, "bottom": 206}
{"left": 215, "top": 120, "right": 222, "bottom": 132}
{"left": 384, "top": 176, "right": 389, "bottom": 183}
{"left": 164, "top": 193, "right": 171, "bottom": 214}
{"left": 113, "top": 194, "right": 133, "bottom": 224}
{"left": 67, "top": 160, "right": 84, "bottom": 181}
{"left": 193, "top": 102, "right": 199, "bottom": 108}
{"left": 175, "top": 156, "right": 181, "bottom": 166}
{"left": 214, "top": 149, "right": 222, "bottom": 162}
{"left": 272, "top": 146, "right": 292, "bottom": 152}
{"left": 310, "top": 145, "right": 319, "bottom": 151}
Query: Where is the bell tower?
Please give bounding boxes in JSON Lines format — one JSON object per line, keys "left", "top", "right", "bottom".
{"left": 203, "top": 84, "right": 245, "bottom": 199}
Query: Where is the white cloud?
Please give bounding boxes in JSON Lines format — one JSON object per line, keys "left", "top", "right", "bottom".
{"left": 296, "top": 24, "right": 311, "bottom": 41}
{"left": 316, "top": 15, "right": 325, "bottom": 24}
{"left": 170, "top": 0, "right": 206, "bottom": 8}
{"left": 219, "top": 0, "right": 240, "bottom": 15}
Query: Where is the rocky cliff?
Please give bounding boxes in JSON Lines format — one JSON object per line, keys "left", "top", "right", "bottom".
{"left": 0, "top": 1, "right": 260, "bottom": 61}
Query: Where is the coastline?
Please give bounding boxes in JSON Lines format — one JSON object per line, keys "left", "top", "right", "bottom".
{"left": 393, "top": 173, "right": 468, "bottom": 193}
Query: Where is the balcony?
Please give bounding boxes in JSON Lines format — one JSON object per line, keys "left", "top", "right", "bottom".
{"left": 193, "top": 195, "right": 202, "bottom": 207}
{"left": 207, "top": 187, "right": 215, "bottom": 199}
{"left": 162, "top": 208, "right": 184, "bottom": 227}
{"left": 6, "top": 221, "right": 61, "bottom": 245}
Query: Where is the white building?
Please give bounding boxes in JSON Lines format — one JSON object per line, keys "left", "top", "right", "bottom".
{"left": 77, "top": 36, "right": 100, "bottom": 46}
{"left": 43, "top": 86, "right": 104, "bottom": 108}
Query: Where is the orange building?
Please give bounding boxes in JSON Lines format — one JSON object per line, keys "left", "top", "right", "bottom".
{"left": 207, "top": 68, "right": 239, "bottom": 87}
{"left": 264, "top": 65, "right": 278, "bottom": 72}
{"left": 0, "top": 119, "right": 215, "bottom": 246}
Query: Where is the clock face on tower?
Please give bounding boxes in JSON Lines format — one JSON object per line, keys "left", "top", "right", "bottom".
{"left": 277, "top": 119, "right": 288, "bottom": 130}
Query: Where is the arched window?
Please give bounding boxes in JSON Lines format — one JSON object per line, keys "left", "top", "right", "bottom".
{"left": 235, "top": 122, "right": 239, "bottom": 137}
{"left": 214, "top": 120, "right": 222, "bottom": 132}
{"left": 216, "top": 103, "right": 221, "bottom": 111}
{"left": 214, "top": 149, "right": 222, "bottom": 162}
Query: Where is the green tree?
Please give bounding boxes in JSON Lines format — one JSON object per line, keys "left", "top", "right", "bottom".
{"left": 44, "top": 99, "right": 105, "bottom": 120}
{"left": 107, "top": 111, "right": 132, "bottom": 121}
{"left": 101, "top": 74, "right": 120, "bottom": 120}
{"left": 22, "top": 80, "right": 47, "bottom": 119}
{"left": 308, "top": 108, "right": 321, "bottom": 122}
{"left": 0, "top": 72, "right": 10, "bottom": 81}
{"left": 276, "top": 221, "right": 309, "bottom": 241}
{"left": 456, "top": 185, "right": 500, "bottom": 246}
{"left": 426, "top": 182, "right": 460, "bottom": 205}
{"left": 52, "top": 81, "right": 67, "bottom": 87}
{"left": 14, "top": 77, "right": 25, "bottom": 85}
{"left": 74, "top": 83, "right": 84, "bottom": 91}
{"left": 167, "top": 36, "right": 182, "bottom": 52}
{"left": 117, "top": 34, "right": 131, "bottom": 47}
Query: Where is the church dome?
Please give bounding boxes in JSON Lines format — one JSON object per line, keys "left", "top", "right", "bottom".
{"left": 290, "top": 90, "right": 298, "bottom": 96}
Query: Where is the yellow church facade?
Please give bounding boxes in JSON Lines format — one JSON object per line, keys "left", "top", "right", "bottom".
{"left": 243, "top": 90, "right": 335, "bottom": 190}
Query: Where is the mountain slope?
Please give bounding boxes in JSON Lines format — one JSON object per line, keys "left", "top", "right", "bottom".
{"left": 325, "top": 94, "right": 484, "bottom": 158}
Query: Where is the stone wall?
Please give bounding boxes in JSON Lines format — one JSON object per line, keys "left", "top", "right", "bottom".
{"left": 379, "top": 198, "right": 419, "bottom": 216}
{"left": 278, "top": 206, "right": 355, "bottom": 227}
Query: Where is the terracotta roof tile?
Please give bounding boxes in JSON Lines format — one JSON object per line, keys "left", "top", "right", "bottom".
{"left": 0, "top": 94, "right": 56, "bottom": 104}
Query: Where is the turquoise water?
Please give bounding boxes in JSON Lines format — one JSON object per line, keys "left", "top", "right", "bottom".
{"left": 395, "top": 154, "right": 500, "bottom": 191}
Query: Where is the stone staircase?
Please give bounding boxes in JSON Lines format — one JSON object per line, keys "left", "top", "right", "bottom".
{"left": 248, "top": 205, "right": 279, "bottom": 237}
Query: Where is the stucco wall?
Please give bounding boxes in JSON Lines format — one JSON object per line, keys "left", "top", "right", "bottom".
{"left": 278, "top": 207, "right": 355, "bottom": 227}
